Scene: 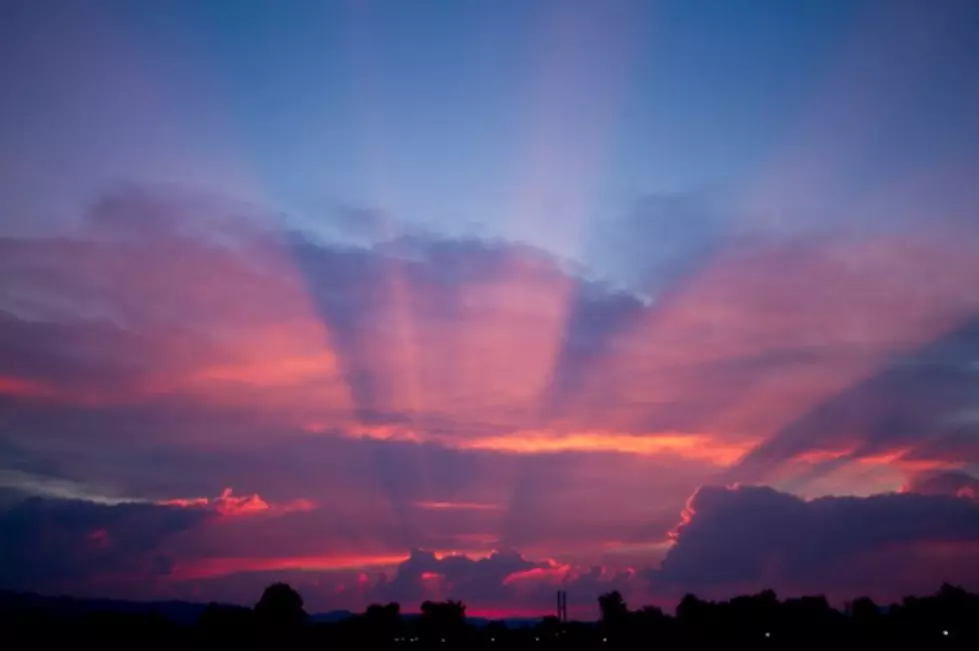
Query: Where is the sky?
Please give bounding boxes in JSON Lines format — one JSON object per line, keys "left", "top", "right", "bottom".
{"left": 1, "top": 0, "right": 979, "bottom": 618}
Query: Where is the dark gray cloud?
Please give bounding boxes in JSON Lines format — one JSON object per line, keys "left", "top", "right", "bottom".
{"left": 731, "top": 317, "right": 979, "bottom": 483}
{"left": 364, "top": 548, "right": 637, "bottom": 616}
{"left": 0, "top": 491, "right": 642, "bottom": 615}
{"left": 370, "top": 548, "right": 540, "bottom": 605}
{"left": 0, "top": 495, "right": 210, "bottom": 595}
{"left": 906, "top": 470, "right": 979, "bottom": 499}
{"left": 650, "top": 485, "right": 979, "bottom": 601}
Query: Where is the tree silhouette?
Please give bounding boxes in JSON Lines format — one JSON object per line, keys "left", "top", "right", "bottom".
{"left": 363, "top": 602, "right": 401, "bottom": 642}
{"left": 6, "top": 581, "right": 979, "bottom": 642}
{"left": 676, "top": 593, "right": 711, "bottom": 638}
{"left": 253, "top": 582, "right": 306, "bottom": 635}
{"left": 598, "top": 590, "right": 630, "bottom": 643}
{"left": 419, "top": 599, "right": 466, "bottom": 642}
{"left": 599, "top": 590, "right": 629, "bottom": 623}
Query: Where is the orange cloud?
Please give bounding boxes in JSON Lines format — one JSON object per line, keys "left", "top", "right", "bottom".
{"left": 413, "top": 501, "right": 503, "bottom": 511}
{"left": 460, "top": 430, "right": 755, "bottom": 466}
{"left": 169, "top": 553, "right": 409, "bottom": 582}
{"left": 769, "top": 445, "right": 969, "bottom": 499}
{"left": 333, "top": 423, "right": 755, "bottom": 466}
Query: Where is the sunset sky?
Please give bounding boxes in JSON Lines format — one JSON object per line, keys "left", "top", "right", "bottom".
{"left": 2, "top": 0, "right": 979, "bottom": 618}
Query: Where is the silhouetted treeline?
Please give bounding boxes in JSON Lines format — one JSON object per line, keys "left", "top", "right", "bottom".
{"left": 2, "top": 582, "right": 978, "bottom": 646}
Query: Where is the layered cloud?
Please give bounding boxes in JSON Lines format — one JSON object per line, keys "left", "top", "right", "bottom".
{"left": 1, "top": 185, "right": 979, "bottom": 613}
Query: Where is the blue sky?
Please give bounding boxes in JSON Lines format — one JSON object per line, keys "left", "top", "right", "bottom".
{"left": 6, "top": 0, "right": 976, "bottom": 261}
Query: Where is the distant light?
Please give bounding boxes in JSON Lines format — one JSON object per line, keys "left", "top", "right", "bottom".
{"left": 602, "top": 637, "right": 608, "bottom": 643}
{"left": 765, "top": 632, "right": 771, "bottom": 638}
{"left": 535, "top": 637, "right": 539, "bottom": 642}
{"left": 943, "top": 630, "right": 949, "bottom": 636}
{"left": 490, "top": 638, "right": 495, "bottom": 642}
{"left": 441, "top": 639, "right": 446, "bottom": 643}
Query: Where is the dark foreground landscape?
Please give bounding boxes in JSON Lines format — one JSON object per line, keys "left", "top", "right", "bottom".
{"left": 2, "top": 583, "right": 978, "bottom": 646}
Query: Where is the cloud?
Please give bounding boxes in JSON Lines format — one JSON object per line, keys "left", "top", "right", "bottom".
{"left": 0, "top": 489, "right": 645, "bottom": 616}
{"left": 730, "top": 318, "right": 979, "bottom": 492}
{"left": 360, "top": 549, "right": 639, "bottom": 618}
{"left": 0, "top": 495, "right": 210, "bottom": 596}
{"left": 160, "top": 487, "right": 316, "bottom": 517}
{"left": 4, "top": 186, "right": 978, "bottom": 451}
{"left": 369, "top": 549, "right": 544, "bottom": 606}
{"left": 649, "top": 485, "right": 979, "bottom": 602}
{"left": 2, "top": 185, "right": 979, "bottom": 613}
{"left": 10, "top": 482, "right": 979, "bottom": 617}
{"left": 581, "top": 193, "right": 728, "bottom": 296}
{"left": 905, "top": 471, "right": 979, "bottom": 500}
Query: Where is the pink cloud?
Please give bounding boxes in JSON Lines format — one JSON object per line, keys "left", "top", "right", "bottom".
{"left": 159, "top": 487, "right": 314, "bottom": 517}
